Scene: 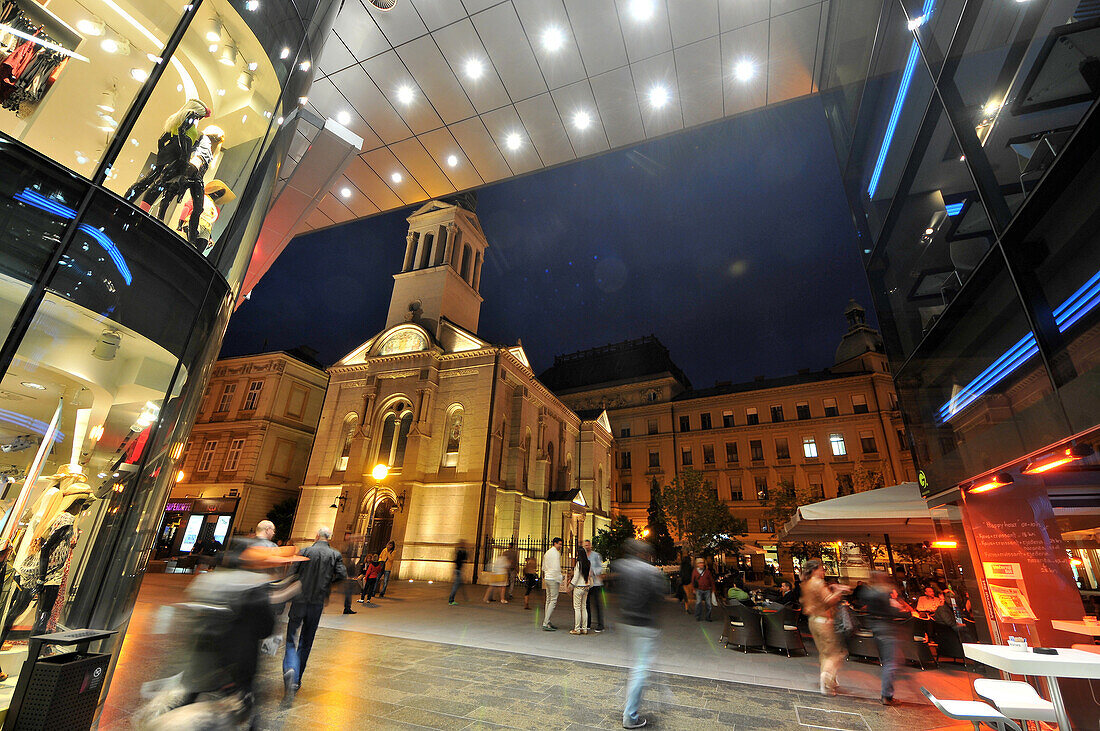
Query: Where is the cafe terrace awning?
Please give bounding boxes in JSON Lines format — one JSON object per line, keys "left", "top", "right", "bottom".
{"left": 777, "top": 482, "right": 936, "bottom": 543}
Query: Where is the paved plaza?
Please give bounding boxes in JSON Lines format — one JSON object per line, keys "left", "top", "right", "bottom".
{"left": 100, "top": 574, "right": 976, "bottom": 729}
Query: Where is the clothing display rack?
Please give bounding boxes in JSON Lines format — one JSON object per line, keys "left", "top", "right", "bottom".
{"left": 0, "top": 0, "right": 83, "bottom": 114}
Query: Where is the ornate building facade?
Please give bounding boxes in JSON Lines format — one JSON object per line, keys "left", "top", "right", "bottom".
{"left": 292, "top": 199, "right": 614, "bottom": 581}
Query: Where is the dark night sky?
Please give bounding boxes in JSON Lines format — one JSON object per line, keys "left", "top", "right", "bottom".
{"left": 222, "top": 94, "right": 875, "bottom": 388}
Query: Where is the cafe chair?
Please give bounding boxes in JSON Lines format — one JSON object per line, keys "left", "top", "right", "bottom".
{"left": 931, "top": 621, "right": 967, "bottom": 663}
{"left": 898, "top": 617, "right": 937, "bottom": 669}
{"left": 921, "top": 687, "right": 1023, "bottom": 731}
{"left": 722, "top": 602, "right": 765, "bottom": 652}
{"left": 973, "top": 679, "right": 1056, "bottom": 726}
{"left": 762, "top": 606, "right": 805, "bottom": 656}
{"left": 846, "top": 618, "right": 880, "bottom": 662}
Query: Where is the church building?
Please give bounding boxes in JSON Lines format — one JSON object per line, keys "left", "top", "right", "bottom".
{"left": 291, "top": 197, "right": 614, "bottom": 582}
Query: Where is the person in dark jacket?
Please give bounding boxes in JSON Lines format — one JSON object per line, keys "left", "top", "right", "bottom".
{"left": 448, "top": 541, "right": 467, "bottom": 605}
{"left": 283, "top": 527, "right": 346, "bottom": 699}
{"left": 615, "top": 539, "right": 667, "bottom": 729}
{"left": 691, "top": 558, "right": 716, "bottom": 622}
{"left": 863, "top": 572, "right": 908, "bottom": 705}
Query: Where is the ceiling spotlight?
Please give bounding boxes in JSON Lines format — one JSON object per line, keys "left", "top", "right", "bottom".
{"left": 100, "top": 37, "right": 120, "bottom": 54}
{"left": 247, "top": 61, "right": 258, "bottom": 71}
{"left": 280, "top": 47, "right": 291, "bottom": 60}
{"left": 968, "top": 471, "right": 1014, "bottom": 494}
{"left": 982, "top": 100, "right": 1001, "bottom": 117}
{"left": 541, "top": 26, "right": 565, "bottom": 52}
{"left": 572, "top": 110, "right": 592, "bottom": 130}
{"left": 298, "top": 60, "right": 311, "bottom": 72}
{"left": 340, "top": 187, "right": 352, "bottom": 198}
{"left": 130, "top": 67, "right": 148, "bottom": 83}
{"left": 219, "top": 45, "right": 238, "bottom": 67}
{"left": 505, "top": 132, "right": 522, "bottom": 151}
{"left": 907, "top": 13, "right": 928, "bottom": 31}
{"left": 76, "top": 18, "right": 104, "bottom": 36}
{"left": 336, "top": 110, "right": 351, "bottom": 125}
{"left": 208, "top": 44, "right": 218, "bottom": 54}
{"left": 734, "top": 59, "right": 756, "bottom": 82}
{"left": 446, "top": 154, "right": 458, "bottom": 168}
{"left": 1023, "top": 443, "right": 1095, "bottom": 474}
{"left": 465, "top": 58, "right": 485, "bottom": 80}
{"left": 206, "top": 17, "right": 223, "bottom": 43}
{"left": 299, "top": 96, "right": 310, "bottom": 106}
{"left": 648, "top": 84, "right": 670, "bottom": 108}
{"left": 391, "top": 172, "right": 403, "bottom": 184}
{"left": 75, "top": 152, "right": 89, "bottom": 165}
{"left": 217, "top": 88, "right": 226, "bottom": 96}
{"left": 396, "top": 84, "right": 415, "bottom": 105}
{"left": 20, "top": 381, "right": 46, "bottom": 391}
{"left": 628, "top": 0, "right": 656, "bottom": 21}
{"left": 92, "top": 329, "right": 122, "bottom": 361}
{"left": 237, "top": 70, "right": 254, "bottom": 91}
{"left": 244, "top": 0, "right": 260, "bottom": 10}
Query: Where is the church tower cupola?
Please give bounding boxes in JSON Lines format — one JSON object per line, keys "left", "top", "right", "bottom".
{"left": 385, "top": 197, "right": 489, "bottom": 337}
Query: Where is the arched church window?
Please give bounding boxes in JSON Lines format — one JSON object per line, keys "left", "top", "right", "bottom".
{"left": 442, "top": 405, "right": 463, "bottom": 467}
{"left": 460, "top": 244, "right": 472, "bottom": 281}
{"left": 334, "top": 413, "right": 358, "bottom": 473}
{"left": 377, "top": 402, "right": 413, "bottom": 469}
{"left": 522, "top": 429, "right": 531, "bottom": 489}
{"left": 547, "top": 442, "right": 554, "bottom": 492}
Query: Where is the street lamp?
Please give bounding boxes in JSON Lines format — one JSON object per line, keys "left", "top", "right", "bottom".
{"left": 364, "top": 463, "right": 389, "bottom": 554}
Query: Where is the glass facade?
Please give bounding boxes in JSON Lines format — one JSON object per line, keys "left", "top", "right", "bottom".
{"left": 0, "top": 0, "right": 337, "bottom": 720}
{"left": 821, "top": 0, "right": 1100, "bottom": 494}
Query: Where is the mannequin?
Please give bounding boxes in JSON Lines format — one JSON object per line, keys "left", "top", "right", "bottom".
{"left": 176, "top": 179, "right": 235, "bottom": 255}
{"left": 125, "top": 99, "right": 211, "bottom": 211}
{"left": 157, "top": 124, "right": 225, "bottom": 245}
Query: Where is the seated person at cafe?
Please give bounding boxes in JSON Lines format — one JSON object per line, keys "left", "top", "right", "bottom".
{"left": 779, "top": 580, "right": 800, "bottom": 607}
{"left": 915, "top": 585, "right": 944, "bottom": 614}
{"left": 848, "top": 581, "right": 869, "bottom": 610}
{"left": 726, "top": 580, "right": 751, "bottom": 605}
{"left": 890, "top": 588, "right": 915, "bottom": 615}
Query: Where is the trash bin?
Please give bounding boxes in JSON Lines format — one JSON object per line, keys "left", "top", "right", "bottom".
{"left": 3, "top": 629, "right": 117, "bottom": 731}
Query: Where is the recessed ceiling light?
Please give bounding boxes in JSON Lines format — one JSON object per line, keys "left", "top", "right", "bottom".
{"left": 464, "top": 58, "right": 484, "bottom": 80}
{"left": 396, "top": 84, "right": 415, "bottom": 105}
{"left": 101, "top": 38, "right": 120, "bottom": 54}
{"left": 446, "top": 154, "right": 458, "bottom": 168}
{"left": 244, "top": 0, "right": 260, "bottom": 10}
{"left": 505, "top": 132, "right": 523, "bottom": 151}
{"left": 21, "top": 381, "right": 46, "bottom": 390}
{"left": 130, "top": 67, "right": 148, "bottom": 83}
{"left": 648, "top": 84, "right": 670, "bottom": 108}
{"left": 572, "top": 110, "right": 592, "bottom": 130}
{"left": 541, "top": 26, "right": 565, "bottom": 52}
{"left": 336, "top": 110, "right": 351, "bottom": 125}
{"left": 628, "top": 0, "right": 656, "bottom": 21}
{"left": 734, "top": 59, "right": 755, "bottom": 81}
{"left": 391, "top": 172, "right": 403, "bottom": 184}
{"left": 298, "top": 60, "right": 311, "bottom": 72}
{"left": 280, "top": 47, "right": 291, "bottom": 60}
{"left": 340, "top": 187, "right": 352, "bottom": 198}
{"left": 206, "top": 18, "right": 222, "bottom": 42}
{"left": 217, "top": 88, "right": 226, "bottom": 96}
{"left": 77, "top": 18, "right": 104, "bottom": 36}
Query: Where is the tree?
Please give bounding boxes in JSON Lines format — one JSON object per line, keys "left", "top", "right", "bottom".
{"left": 660, "top": 469, "right": 746, "bottom": 556}
{"left": 764, "top": 478, "right": 829, "bottom": 573}
{"left": 852, "top": 461, "right": 885, "bottom": 493}
{"left": 645, "top": 479, "right": 676, "bottom": 563}
{"left": 593, "top": 514, "right": 636, "bottom": 562}
{"left": 266, "top": 496, "right": 298, "bottom": 543}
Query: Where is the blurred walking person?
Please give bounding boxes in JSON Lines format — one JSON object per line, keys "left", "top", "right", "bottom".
{"left": 616, "top": 539, "right": 666, "bottom": 729}
{"left": 522, "top": 555, "right": 538, "bottom": 610}
{"left": 584, "top": 539, "right": 606, "bottom": 632}
{"left": 448, "top": 541, "right": 468, "bottom": 605}
{"left": 283, "top": 527, "right": 346, "bottom": 701}
{"left": 691, "top": 557, "right": 715, "bottom": 622}
{"left": 801, "top": 559, "right": 850, "bottom": 696}
{"left": 678, "top": 553, "right": 693, "bottom": 614}
{"left": 864, "top": 571, "right": 907, "bottom": 705}
{"left": 541, "top": 537, "right": 564, "bottom": 631}
{"left": 503, "top": 543, "right": 519, "bottom": 601}
{"left": 377, "top": 540, "right": 396, "bottom": 597}
{"left": 567, "top": 545, "right": 593, "bottom": 634}
{"left": 342, "top": 544, "right": 359, "bottom": 614}
{"left": 483, "top": 551, "right": 510, "bottom": 603}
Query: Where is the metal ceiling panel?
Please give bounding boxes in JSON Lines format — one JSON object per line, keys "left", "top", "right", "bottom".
{"left": 418, "top": 127, "right": 486, "bottom": 189}
{"left": 719, "top": 0, "right": 769, "bottom": 32}
{"left": 481, "top": 105, "right": 543, "bottom": 174}
{"left": 564, "top": 0, "right": 627, "bottom": 77}
{"left": 363, "top": 147, "right": 429, "bottom": 205}
{"left": 411, "top": 0, "right": 469, "bottom": 31}
{"left": 772, "top": 0, "right": 822, "bottom": 16}
{"left": 396, "top": 36, "right": 477, "bottom": 125}
{"left": 317, "top": 34, "right": 356, "bottom": 77}
{"left": 589, "top": 66, "right": 645, "bottom": 148}
{"left": 316, "top": 192, "right": 355, "bottom": 225}
{"left": 371, "top": 0, "right": 428, "bottom": 47}
{"left": 432, "top": 20, "right": 513, "bottom": 114}
{"left": 305, "top": 209, "right": 334, "bottom": 230}
{"left": 722, "top": 23, "right": 769, "bottom": 115}
{"left": 667, "top": 0, "right": 719, "bottom": 48}
{"left": 552, "top": 80, "right": 611, "bottom": 158}
{"left": 768, "top": 4, "right": 820, "bottom": 104}
{"left": 345, "top": 155, "right": 404, "bottom": 209}
{"left": 332, "top": 1, "right": 391, "bottom": 61}
{"left": 675, "top": 37, "right": 724, "bottom": 128}
{"left": 362, "top": 51, "right": 446, "bottom": 135}
{"left": 307, "top": 78, "right": 385, "bottom": 151}
{"left": 336, "top": 175, "right": 381, "bottom": 218}
{"left": 615, "top": 0, "right": 673, "bottom": 63}
{"left": 460, "top": 0, "right": 502, "bottom": 13}
{"left": 448, "top": 117, "right": 513, "bottom": 182}
{"left": 513, "top": 0, "right": 588, "bottom": 91}
{"left": 472, "top": 4, "right": 548, "bottom": 102}
{"left": 390, "top": 137, "right": 456, "bottom": 197}
{"left": 631, "top": 52, "right": 683, "bottom": 138}
{"left": 329, "top": 64, "right": 414, "bottom": 144}
{"left": 515, "top": 93, "right": 575, "bottom": 167}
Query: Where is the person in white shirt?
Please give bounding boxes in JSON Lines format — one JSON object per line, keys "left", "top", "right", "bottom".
{"left": 567, "top": 546, "right": 593, "bottom": 635}
{"left": 583, "top": 539, "right": 606, "bottom": 632}
{"left": 541, "top": 537, "right": 564, "bottom": 631}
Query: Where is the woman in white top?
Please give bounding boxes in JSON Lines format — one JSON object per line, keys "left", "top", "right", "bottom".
{"left": 566, "top": 547, "right": 593, "bottom": 634}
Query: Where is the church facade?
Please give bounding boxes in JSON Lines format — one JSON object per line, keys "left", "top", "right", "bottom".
{"left": 291, "top": 199, "right": 614, "bottom": 582}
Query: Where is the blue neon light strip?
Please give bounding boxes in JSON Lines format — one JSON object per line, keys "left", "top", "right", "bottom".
{"left": 945, "top": 202, "right": 965, "bottom": 216}
{"left": 939, "top": 267, "right": 1100, "bottom": 420}
{"left": 867, "top": 0, "right": 936, "bottom": 199}
{"left": 0, "top": 408, "right": 64, "bottom": 443}
{"left": 13, "top": 188, "right": 131, "bottom": 285}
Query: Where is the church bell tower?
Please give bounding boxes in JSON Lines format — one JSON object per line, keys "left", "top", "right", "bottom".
{"left": 385, "top": 197, "right": 488, "bottom": 337}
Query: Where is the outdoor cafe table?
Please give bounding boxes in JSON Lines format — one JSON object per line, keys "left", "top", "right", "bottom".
{"left": 963, "top": 643, "right": 1100, "bottom": 729}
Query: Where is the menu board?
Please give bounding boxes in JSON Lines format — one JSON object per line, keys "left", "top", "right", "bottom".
{"left": 987, "top": 584, "right": 1038, "bottom": 623}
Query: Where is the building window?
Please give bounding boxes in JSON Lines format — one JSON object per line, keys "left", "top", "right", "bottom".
{"left": 216, "top": 384, "right": 236, "bottom": 412}
{"left": 700, "top": 412, "right": 712, "bottom": 430}
{"left": 852, "top": 394, "right": 869, "bottom": 414}
{"left": 645, "top": 389, "right": 660, "bottom": 403}
{"left": 722, "top": 411, "right": 734, "bottom": 428}
{"left": 755, "top": 475, "right": 768, "bottom": 500}
{"left": 823, "top": 398, "right": 839, "bottom": 417}
{"left": 730, "top": 478, "right": 743, "bottom": 501}
{"left": 223, "top": 438, "right": 245, "bottom": 472}
{"left": 837, "top": 474, "right": 854, "bottom": 496}
{"left": 681, "top": 446, "right": 693, "bottom": 466}
{"left": 725, "top": 442, "right": 739, "bottom": 464}
{"left": 770, "top": 405, "right": 784, "bottom": 423}
{"left": 242, "top": 380, "right": 263, "bottom": 411}
{"left": 745, "top": 407, "right": 759, "bottom": 425}
{"left": 335, "top": 413, "right": 358, "bottom": 472}
{"left": 802, "top": 436, "right": 818, "bottom": 459}
{"left": 760, "top": 518, "right": 773, "bottom": 533}
{"left": 647, "top": 418, "right": 658, "bottom": 435}
{"left": 749, "top": 439, "right": 764, "bottom": 461}
{"left": 679, "top": 415, "right": 690, "bottom": 432}
{"left": 809, "top": 474, "right": 825, "bottom": 499}
{"left": 648, "top": 450, "right": 660, "bottom": 468}
{"left": 860, "top": 431, "right": 878, "bottom": 454}
{"left": 284, "top": 384, "right": 309, "bottom": 419}
{"left": 775, "top": 437, "right": 790, "bottom": 461}
{"left": 442, "top": 406, "right": 463, "bottom": 467}
{"left": 897, "top": 429, "right": 907, "bottom": 451}
{"left": 621, "top": 482, "right": 632, "bottom": 503}
{"left": 621, "top": 451, "right": 632, "bottom": 470}
{"left": 702, "top": 444, "right": 715, "bottom": 465}
{"left": 830, "top": 433, "right": 847, "bottom": 457}
{"left": 378, "top": 404, "right": 414, "bottom": 469}
{"left": 889, "top": 392, "right": 899, "bottom": 410}
{"left": 796, "top": 402, "right": 811, "bottom": 420}
{"left": 197, "top": 440, "right": 218, "bottom": 471}
{"left": 620, "top": 426, "right": 631, "bottom": 438}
